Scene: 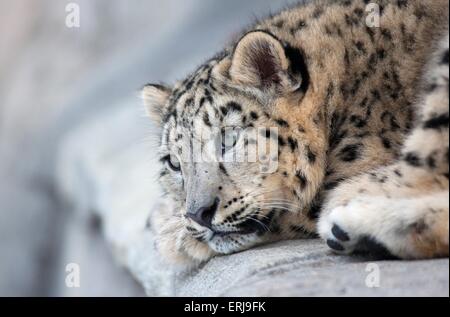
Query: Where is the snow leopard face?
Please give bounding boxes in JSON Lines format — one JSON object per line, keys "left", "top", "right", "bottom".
{"left": 143, "top": 31, "right": 319, "bottom": 254}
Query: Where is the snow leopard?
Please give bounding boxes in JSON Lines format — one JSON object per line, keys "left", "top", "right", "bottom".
{"left": 142, "top": 0, "right": 449, "bottom": 266}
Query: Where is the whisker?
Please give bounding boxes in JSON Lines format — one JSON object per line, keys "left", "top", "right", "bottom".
{"left": 260, "top": 198, "right": 298, "bottom": 202}
{"left": 259, "top": 198, "right": 301, "bottom": 205}
{"left": 256, "top": 201, "right": 289, "bottom": 205}
{"left": 255, "top": 204, "right": 297, "bottom": 213}
{"left": 257, "top": 203, "right": 297, "bottom": 209}
{"left": 245, "top": 215, "right": 271, "bottom": 233}
{"left": 252, "top": 212, "right": 271, "bottom": 220}
{"left": 257, "top": 202, "right": 301, "bottom": 209}
{"left": 246, "top": 188, "right": 285, "bottom": 199}
{"left": 258, "top": 200, "right": 302, "bottom": 208}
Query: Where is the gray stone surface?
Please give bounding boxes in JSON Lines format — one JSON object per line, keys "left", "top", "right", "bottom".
{"left": 179, "top": 240, "right": 449, "bottom": 297}
{"left": 57, "top": 102, "right": 449, "bottom": 297}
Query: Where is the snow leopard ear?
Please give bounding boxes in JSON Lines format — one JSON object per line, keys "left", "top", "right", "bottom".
{"left": 141, "top": 84, "right": 172, "bottom": 125}
{"left": 229, "top": 31, "right": 307, "bottom": 94}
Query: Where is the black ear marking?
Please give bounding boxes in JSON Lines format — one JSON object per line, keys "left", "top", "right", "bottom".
{"left": 284, "top": 44, "right": 310, "bottom": 93}
{"left": 229, "top": 30, "right": 307, "bottom": 94}
{"left": 144, "top": 83, "right": 171, "bottom": 92}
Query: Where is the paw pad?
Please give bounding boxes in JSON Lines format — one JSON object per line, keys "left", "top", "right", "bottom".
{"left": 324, "top": 223, "right": 355, "bottom": 254}
{"left": 326, "top": 239, "right": 345, "bottom": 251}
{"left": 326, "top": 224, "right": 396, "bottom": 259}
{"left": 331, "top": 224, "right": 350, "bottom": 242}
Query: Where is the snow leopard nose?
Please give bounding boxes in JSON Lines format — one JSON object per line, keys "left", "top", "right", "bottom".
{"left": 187, "top": 197, "right": 220, "bottom": 229}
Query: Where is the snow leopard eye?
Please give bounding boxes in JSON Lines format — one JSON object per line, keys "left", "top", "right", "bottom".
{"left": 164, "top": 154, "right": 181, "bottom": 172}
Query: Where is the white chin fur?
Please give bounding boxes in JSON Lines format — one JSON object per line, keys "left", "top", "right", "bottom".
{"left": 208, "top": 232, "right": 260, "bottom": 254}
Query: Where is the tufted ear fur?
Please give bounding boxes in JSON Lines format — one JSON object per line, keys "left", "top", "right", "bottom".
{"left": 229, "top": 31, "right": 308, "bottom": 94}
{"left": 141, "top": 84, "right": 172, "bottom": 125}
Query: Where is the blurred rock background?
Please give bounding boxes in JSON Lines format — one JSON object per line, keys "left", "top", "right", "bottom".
{"left": 0, "top": 0, "right": 298, "bottom": 296}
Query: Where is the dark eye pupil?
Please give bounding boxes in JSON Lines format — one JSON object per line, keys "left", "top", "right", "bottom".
{"left": 167, "top": 155, "right": 180, "bottom": 171}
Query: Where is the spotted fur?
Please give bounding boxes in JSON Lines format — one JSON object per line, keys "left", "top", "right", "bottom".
{"left": 143, "top": 0, "right": 449, "bottom": 266}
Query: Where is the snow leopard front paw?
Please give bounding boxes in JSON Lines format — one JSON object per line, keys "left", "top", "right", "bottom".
{"left": 318, "top": 192, "right": 449, "bottom": 259}
{"left": 318, "top": 199, "right": 398, "bottom": 259}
